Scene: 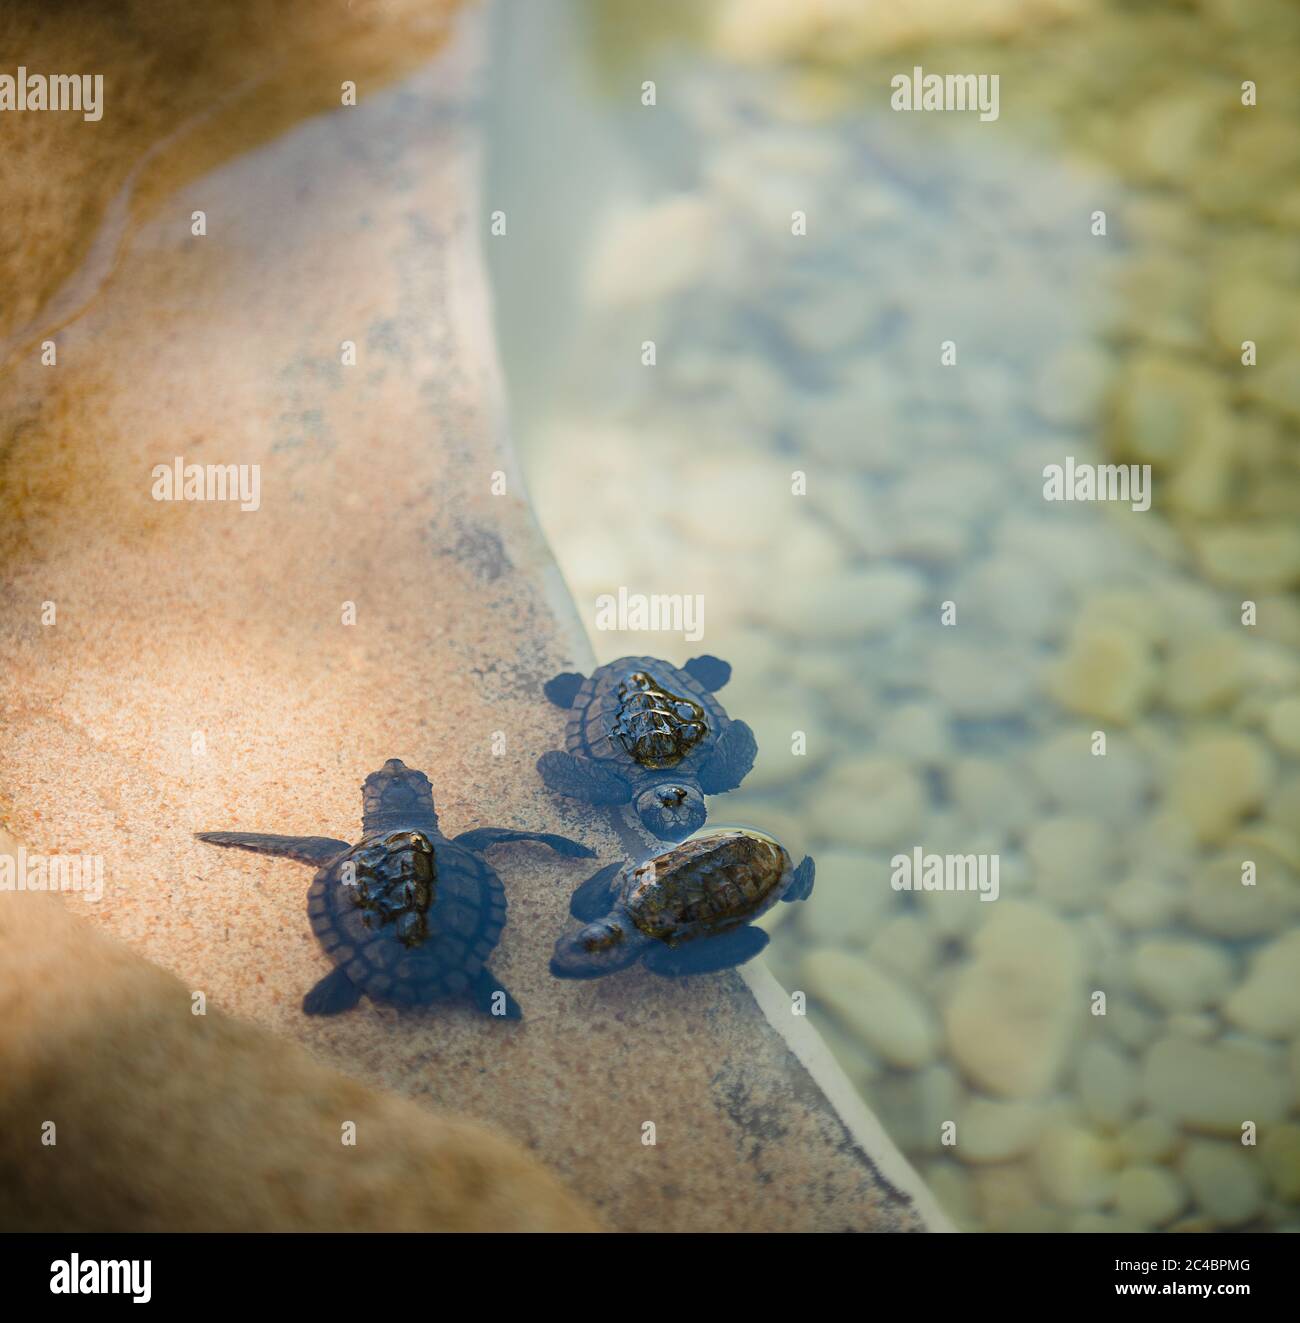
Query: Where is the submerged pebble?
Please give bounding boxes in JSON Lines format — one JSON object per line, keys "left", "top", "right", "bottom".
{"left": 802, "top": 948, "right": 939, "bottom": 1069}
{"left": 944, "top": 904, "right": 1083, "bottom": 1099}
{"left": 1142, "top": 1036, "right": 1287, "bottom": 1134}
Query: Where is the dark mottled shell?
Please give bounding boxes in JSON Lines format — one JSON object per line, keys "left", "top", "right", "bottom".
{"left": 565, "top": 657, "right": 727, "bottom": 778}
{"left": 620, "top": 830, "right": 789, "bottom": 945}
{"left": 308, "top": 829, "right": 505, "bottom": 1005}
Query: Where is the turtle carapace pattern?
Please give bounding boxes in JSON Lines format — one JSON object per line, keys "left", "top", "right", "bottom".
{"left": 537, "top": 655, "right": 757, "bottom": 842}
{"left": 196, "top": 758, "right": 595, "bottom": 1018}
{"left": 550, "top": 828, "right": 815, "bottom": 980}
{"left": 611, "top": 670, "right": 707, "bottom": 768}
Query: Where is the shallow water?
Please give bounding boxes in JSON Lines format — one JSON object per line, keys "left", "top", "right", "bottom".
{"left": 490, "top": 0, "right": 1300, "bottom": 1231}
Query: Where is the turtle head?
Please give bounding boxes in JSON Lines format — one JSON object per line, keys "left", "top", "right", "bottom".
{"left": 362, "top": 758, "right": 438, "bottom": 833}
{"left": 550, "top": 913, "right": 644, "bottom": 980}
{"left": 635, "top": 782, "right": 706, "bottom": 842}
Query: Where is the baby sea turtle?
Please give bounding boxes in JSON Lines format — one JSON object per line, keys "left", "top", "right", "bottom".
{"left": 196, "top": 758, "right": 595, "bottom": 1018}
{"left": 538, "top": 655, "right": 757, "bottom": 842}
{"left": 550, "top": 828, "right": 814, "bottom": 980}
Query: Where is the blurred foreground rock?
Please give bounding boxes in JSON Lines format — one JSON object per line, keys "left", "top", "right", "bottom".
{"left": 0, "top": 864, "right": 600, "bottom": 1233}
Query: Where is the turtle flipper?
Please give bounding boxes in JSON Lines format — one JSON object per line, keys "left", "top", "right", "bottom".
{"left": 784, "top": 855, "right": 815, "bottom": 902}
{"left": 536, "top": 750, "right": 633, "bottom": 806}
{"left": 303, "top": 966, "right": 363, "bottom": 1015}
{"left": 684, "top": 654, "right": 732, "bottom": 691}
{"left": 196, "top": 832, "right": 349, "bottom": 867}
{"left": 471, "top": 967, "right": 522, "bottom": 1020}
{"left": 453, "top": 827, "right": 596, "bottom": 859}
{"left": 543, "top": 672, "right": 586, "bottom": 708}
{"left": 643, "top": 925, "right": 769, "bottom": 977}
{"left": 696, "top": 719, "right": 758, "bottom": 795}
{"left": 569, "top": 862, "right": 623, "bottom": 921}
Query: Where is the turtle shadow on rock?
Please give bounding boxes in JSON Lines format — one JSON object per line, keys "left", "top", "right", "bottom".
{"left": 197, "top": 758, "right": 595, "bottom": 1019}
{"left": 537, "top": 654, "right": 758, "bottom": 842}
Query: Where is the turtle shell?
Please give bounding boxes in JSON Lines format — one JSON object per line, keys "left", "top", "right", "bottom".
{"left": 566, "top": 657, "right": 728, "bottom": 779}
{"left": 307, "top": 828, "right": 506, "bottom": 1006}
{"left": 620, "top": 829, "right": 789, "bottom": 946}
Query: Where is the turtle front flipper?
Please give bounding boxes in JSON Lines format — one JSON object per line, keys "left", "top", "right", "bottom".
{"left": 536, "top": 750, "right": 633, "bottom": 806}
{"left": 643, "top": 925, "right": 769, "bottom": 977}
{"left": 303, "top": 966, "right": 363, "bottom": 1015}
{"left": 784, "top": 855, "right": 816, "bottom": 902}
{"left": 696, "top": 718, "right": 758, "bottom": 795}
{"left": 543, "top": 671, "right": 586, "bottom": 708}
{"left": 196, "top": 832, "right": 349, "bottom": 866}
{"left": 453, "top": 827, "right": 596, "bottom": 859}
{"left": 471, "top": 967, "right": 522, "bottom": 1020}
{"left": 684, "top": 654, "right": 732, "bottom": 691}
{"left": 569, "top": 862, "right": 623, "bottom": 921}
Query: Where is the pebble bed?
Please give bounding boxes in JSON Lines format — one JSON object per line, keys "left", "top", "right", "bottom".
{"left": 503, "top": 0, "right": 1300, "bottom": 1232}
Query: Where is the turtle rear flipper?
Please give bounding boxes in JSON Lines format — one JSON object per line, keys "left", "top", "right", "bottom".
{"left": 303, "top": 966, "right": 363, "bottom": 1015}
{"left": 536, "top": 750, "right": 633, "bottom": 806}
{"left": 196, "top": 832, "right": 348, "bottom": 866}
{"left": 643, "top": 926, "right": 769, "bottom": 977}
{"left": 684, "top": 655, "right": 732, "bottom": 691}
{"left": 543, "top": 671, "right": 586, "bottom": 708}
{"left": 471, "top": 968, "right": 522, "bottom": 1020}
{"left": 696, "top": 719, "right": 758, "bottom": 795}
{"left": 569, "top": 862, "right": 622, "bottom": 921}
{"left": 454, "top": 827, "right": 596, "bottom": 859}
{"left": 783, "top": 855, "right": 816, "bottom": 902}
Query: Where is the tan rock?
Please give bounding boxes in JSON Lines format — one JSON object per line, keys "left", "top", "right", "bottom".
{"left": 1195, "top": 522, "right": 1300, "bottom": 591}
{"left": 1132, "top": 938, "right": 1234, "bottom": 1013}
{"left": 1142, "top": 1036, "right": 1287, "bottom": 1135}
{"left": 802, "top": 948, "right": 939, "bottom": 1069}
{"left": 1162, "top": 633, "right": 1247, "bottom": 713}
{"left": 1207, "top": 275, "right": 1286, "bottom": 357}
{"left": 1034, "top": 1123, "right": 1119, "bottom": 1210}
{"left": 1264, "top": 695, "right": 1300, "bottom": 754}
{"left": 865, "top": 913, "right": 939, "bottom": 986}
{"left": 1186, "top": 851, "right": 1300, "bottom": 938}
{"left": 1117, "top": 1114, "right": 1180, "bottom": 1165}
{"left": 1223, "top": 930, "right": 1300, "bottom": 1039}
{"left": 1025, "top": 815, "right": 1115, "bottom": 911}
{"left": 955, "top": 1098, "right": 1044, "bottom": 1165}
{"left": 1259, "top": 1124, "right": 1300, "bottom": 1202}
{"left": 806, "top": 756, "right": 926, "bottom": 848}
{"left": 1033, "top": 343, "right": 1113, "bottom": 428}
{"left": 1180, "top": 1142, "right": 1265, "bottom": 1226}
{"left": 797, "top": 849, "right": 895, "bottom": 946}
{"left": 971, "top": 1161, "right": 1043, "bottom": 1233}
{"left": 1046, "top": 623, "right": 1155, "bottom": 725}
{"left": 1167, "top": 731, "right": 1273, "bottom": 844}
{"left": 944, "top": 903, "right": 1083, "bottom": 1098}
{"left": 1077, "top": 1040, "right": 1139, "bottom": 1129}
{"left": 1114, "top": 1166, "right": 1187, "bottom": 1227}
{"left": 584, "top": 196, "right": 725, "bottom": 307}
{"left": 1110, "top": 351, "right": 1223, "bottom": 470}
